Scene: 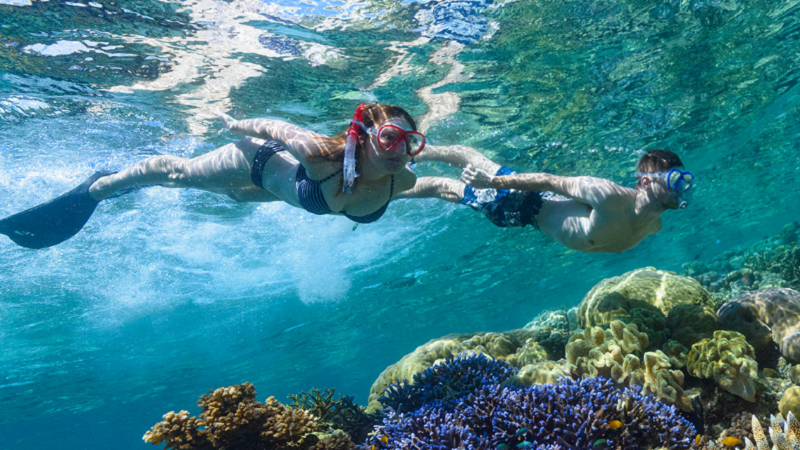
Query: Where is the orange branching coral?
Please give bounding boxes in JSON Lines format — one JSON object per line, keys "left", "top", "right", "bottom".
{"left": 262, "top": 397, "right": 318, "bottom": 445}
{"left": 142, "top": 410, "right": 211, "bottom": 450}
{"left": 143, "top": 382, "right": 333, "bottom": 450}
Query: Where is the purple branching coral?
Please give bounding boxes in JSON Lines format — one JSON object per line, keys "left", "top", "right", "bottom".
{"left": 371, "top": 377, "right": 697, "bottom": 450}
{"left": 379, "top": 353, "right": 517, "bottom": 414}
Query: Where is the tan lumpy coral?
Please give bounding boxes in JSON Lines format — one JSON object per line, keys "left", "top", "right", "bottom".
{"left": 718, "top": 288, "right": 800, "bottom": 363}
{"left": 504, "top": 360, "right": 570, "bottom": 387}
{"left": 577, "top": 267, "right": 713, "bottom": 328}
{"left": 780, "top": 386, "right": 800, "bottom": 419}
{"left": 366, "top": 330, "right": 539, "bottom": 412}
{"left": 566, "top": 320, "right": 692, "bottom": 411}
{"left": 143, "top": 410, "right": 210, "bottom": 450}
{"left": 687, "top": 330, "right": 759, "bottom": 402}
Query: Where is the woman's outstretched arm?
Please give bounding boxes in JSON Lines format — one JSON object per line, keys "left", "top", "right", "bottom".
{"left": 393, "top": 176, "right": 465, "bottom": 203}
{"left": 413, "top": 144, "right": 501, "bottom": 174}
{"left": 215, "top": 111, "right": 324, "bottom": 163}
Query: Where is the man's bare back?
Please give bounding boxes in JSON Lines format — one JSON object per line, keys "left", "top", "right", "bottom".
{"left": 398, "top": 146, "right": 691, "bottom": 254}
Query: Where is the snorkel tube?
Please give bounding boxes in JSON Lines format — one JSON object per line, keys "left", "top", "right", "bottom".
{"left": 343, "top": 104, "right": 367, "bottom": 194}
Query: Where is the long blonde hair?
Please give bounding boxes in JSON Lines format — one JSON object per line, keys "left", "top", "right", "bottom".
{"left": 308, "top": 104, "right": 417, "bottom": 193}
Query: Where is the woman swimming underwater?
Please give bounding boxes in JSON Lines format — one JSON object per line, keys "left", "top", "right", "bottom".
{"left": 0, "top": 104, "right": 419, "bottom": 249}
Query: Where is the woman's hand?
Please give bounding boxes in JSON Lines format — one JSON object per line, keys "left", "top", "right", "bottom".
{"left": 461, "top": 164, "right": 496, "bottom": 189}
{"left": 214, "top": 109, "right": 238, "bottom": 130}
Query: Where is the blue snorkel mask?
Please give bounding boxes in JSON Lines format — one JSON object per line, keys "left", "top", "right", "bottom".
{"left": 636, "top": 169, "right": 694, "bottom": 209}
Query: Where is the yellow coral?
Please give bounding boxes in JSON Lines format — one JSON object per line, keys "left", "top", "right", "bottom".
{"left": 566, "top": 321, "right": 692, "bottom": 411}
{"left": 504, "top": 360, "right": 570, "bottom": 387}
{"left": 687, "top": 331, "right": 758, "bottom": 402}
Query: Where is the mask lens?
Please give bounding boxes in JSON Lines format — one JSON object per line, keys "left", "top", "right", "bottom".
{"left": 668, "top": 170, "right": 693, "bottom": 191}
{"left": 406, "top": 133, "right": 424, "bottom": 155}
{"left": 378, "top": 126, "right": 402, "bottom": 150}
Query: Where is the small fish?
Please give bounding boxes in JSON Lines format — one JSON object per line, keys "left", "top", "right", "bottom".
{"left": 380, "top": 436, "right": 389, "bottom": 444}
{"left": 695, "top": 435, "right": 702, "bottom": 446}
{"left": 721, "top": 436, "right": 742, "bottom": 446}
{"left": 515, "top": 428, "right": 529, "bottom": 436}
{"left": 371, "top": 445, "right": 376, "bottom": 450}
{"left": 516, "top": 442, "right": 531, "bottom": 448}
{"left": 593, "top": 439, "right": 607, "bottom": 447}
{"left": 607, "top": 420, "right": 623, "bottom": 430}
{"left": 496, "top": 445, "right": 510, "bottom": 450}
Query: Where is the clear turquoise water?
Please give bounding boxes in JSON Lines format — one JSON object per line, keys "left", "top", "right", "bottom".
{"left": 1, "top": 0, "right": 799, "bottom": 448}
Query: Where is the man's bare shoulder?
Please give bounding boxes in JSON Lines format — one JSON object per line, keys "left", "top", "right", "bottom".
{"left": 565, "top": 176, "right": 637, "bottom": 206}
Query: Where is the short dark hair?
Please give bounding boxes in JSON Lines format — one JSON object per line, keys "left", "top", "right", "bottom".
{"left": 637, "top": 149, "right": 683, "bottom": 173}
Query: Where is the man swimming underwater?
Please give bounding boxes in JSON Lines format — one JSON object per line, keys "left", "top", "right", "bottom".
{"left": 396, "top": 146, "right": 693, "bottom": 254}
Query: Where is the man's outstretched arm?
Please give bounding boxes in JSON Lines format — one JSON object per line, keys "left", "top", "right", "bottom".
{"left": 462, "top": 166, "right": 629, "bottom": 208}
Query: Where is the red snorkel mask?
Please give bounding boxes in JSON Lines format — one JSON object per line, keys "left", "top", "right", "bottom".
{"left": 343, "top": 104, "right": 426, "bottom": 194}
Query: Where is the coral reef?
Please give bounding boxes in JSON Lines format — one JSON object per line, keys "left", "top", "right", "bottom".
{"left": 366, "top": 330, "right": 540, "bottom": 412}
{"left": 717, "top": 288, "right": 800, "bottom": 363}
{"left": 288, "top": 388, "right": 381, "bottom": 443}
{"left": 504, "top": 360, "right": 570, "bottom": 387}
{"left": 616, "top": 307, "right": 671, "bottom": 350}
{"left": 370, "top": 377, "right": 696, "bottom": 450}
{"left": 566, "top": 320, "right": 692, "bottom": 411}
{"left": 780, "top": 386, "right": 800, "bottom": 419}
{"left": 379, "top": 353, "right": 516, "bottom": 413}
{"left": 667, "top": 304, "right": 719, "bottom": 348}
{"left": 577, "top": 267, "right": 714, "bottom": 328}
{"left": 706, "top": 413, "right": 800, "bottom": 450}
{"left": 687, "top": 330, "right": 759, "bottom": 402}
{"left": 143, "top": 383, "right": 357, "bottom": 450}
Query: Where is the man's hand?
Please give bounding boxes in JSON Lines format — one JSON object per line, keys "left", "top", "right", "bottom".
{"left": 214, "top": 109, "right": 237, "bottom": 130}
{"left": 461, "top": 164, "right": 496, "bottom": 189}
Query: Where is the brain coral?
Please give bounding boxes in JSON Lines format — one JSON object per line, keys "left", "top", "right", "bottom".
{"left": 717, "top": 288, "right": 800, "bottom": 363}
{"left": 366, "top": 330, "right": 540, "bottom": 412}
{"left": 371, "top": 377, "right": 696, "bottom": 450}
{"left": 566, "top": 320, "right": 692, "bottom": 411}
{"left": 687, "top": 330, "right": 759, "bottom": 402}
{"left": 578, "top": 267, "right": 714, "bottom": 328}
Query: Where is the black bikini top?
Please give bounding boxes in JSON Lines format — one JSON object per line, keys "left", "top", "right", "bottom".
{"left": 296, "top": 165, "right": 393, "bottom": 224}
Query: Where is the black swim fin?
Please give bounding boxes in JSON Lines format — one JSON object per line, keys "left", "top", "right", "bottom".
{"left": 0, "top": 171, "right": 115, "bottom": 249}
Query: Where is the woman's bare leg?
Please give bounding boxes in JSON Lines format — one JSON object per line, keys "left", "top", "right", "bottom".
{"left": 413, "top": 144, "right": 502, "bottom": 174}
{"left": 393, "top": 176, "right": 466, "bottom": 203}
{"left": 88, "top": 139, "right": 264, "bottom": 201}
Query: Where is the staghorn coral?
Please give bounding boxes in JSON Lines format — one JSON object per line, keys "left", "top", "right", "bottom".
{"left": 287, "top": 388, "right": 380, "bottom": 441}
{"left": 577, "top": 267, "right": 714, "bottom": 328}
{"left": 379, "top": 352, "right": 516, "bottom": 413}
{"left": 366, "top": 330, "right": 538, "bottom": 412}
{"left": 370, "top": 377, "right": 696, "bottom": 450}
{"left": 707, "top": 412, "right": 800, "bottom": 450}
{"left": 566, "top": 320, "right": 692, "bottom": 411}
{"left": 718, "top": 288, "right": 800, "bottom": 363}
{"left": 144, "top": 382, "right": 358, "bottom": 450}
{"left": 688, "top": 330, "right": 759, "bottom": 402}
{"left": 504, "top": 360, "right": 570, "bottom": 387}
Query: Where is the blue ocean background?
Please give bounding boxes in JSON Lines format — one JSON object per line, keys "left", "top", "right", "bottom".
{"left": 1, "top": 0, "right": 799, "bottom": 448}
